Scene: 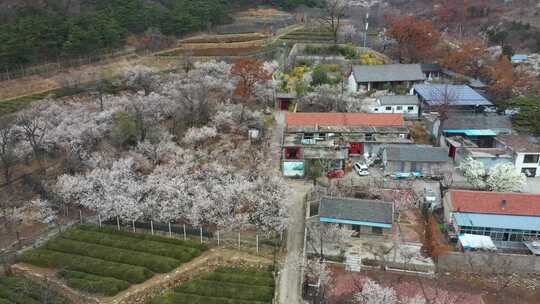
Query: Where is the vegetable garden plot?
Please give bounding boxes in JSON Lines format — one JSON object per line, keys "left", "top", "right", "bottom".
{"left": 151, "top": 267, "right": 275, "bottom": 304}
{"left": 19, "top": 225, "right": 207, "bottom": 297}
{"left": 0, "top": 276, "right": 68, "bottom": 304}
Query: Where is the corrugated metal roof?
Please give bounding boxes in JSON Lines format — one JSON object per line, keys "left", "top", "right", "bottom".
{"left": 444, "top": 129, "right": 497, "bottom": 136}
{"left": 413, "top": 84, "right": 492, "bottom": 106}
{"left": 386, "top": 145, "right": 450, "bottom": 162}
{"left": 379, "top": 95, "right": 419, "bottom": 106}
{"left": 453, "top": 212, "right": 540, "bottom": 231}
{"left": 319, "top": 196, "right": 393, "bottom": 225}
{"left": 352, "top": 64, "right": 425, "bottom": 83}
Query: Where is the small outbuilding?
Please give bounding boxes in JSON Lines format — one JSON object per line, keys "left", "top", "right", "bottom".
{"left": 383, "top": 145, "right": 451, "bottom": 177}
{"left": 370, "top": 95, "right": 420, "bottom": 118}
{"left": 319, "top": 196, "right": 393, "bottom": 236}
{"left": 348, "top": 64, "right": 425, "bottom": 92}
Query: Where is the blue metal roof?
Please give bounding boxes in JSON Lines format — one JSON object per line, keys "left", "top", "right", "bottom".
{"left": 444, "top": 129, "right": 497, "bottom": 136}
{"left": 511, "top": 54, "right": 528, "bottom": 61}
{"left": 320, "top": 217, "right": 393, "bottom": 228}
{"left": 453, "top": 212, "right": 540, "bottom": 231}
{"left": 413, "top": 84, "right": 492, "bottom": 106}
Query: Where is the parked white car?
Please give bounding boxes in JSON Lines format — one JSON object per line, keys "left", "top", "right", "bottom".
{"left": 353, "top": 163, "right": 370, "bottom": 176}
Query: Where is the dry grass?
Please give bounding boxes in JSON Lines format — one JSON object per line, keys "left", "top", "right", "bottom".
{"left": 179, "top": 33, "right": 268, "bottom": 44}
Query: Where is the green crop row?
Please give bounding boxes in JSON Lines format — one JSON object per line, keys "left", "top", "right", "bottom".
{"left": 214, "top": 267, "right": 274, "bottom": 279}
{"left": 151, "top": 292, "right": 269, "bottom": 304}
{"left": 176, "top": 280, "right": 274, "bottom": 302}
{"left": 78, "top": 225, "right": 207, "bottom": 251}
{"left": 46, "top": 238, "right": 180, "bottom": 273}
{"left": 62, "top": 228, "right": 199, "bottom": 261}
{"left": 21, "top": 249, "right": 152, "bottom": 284}
{"left": 57, "top": 270, "right": 130, "bottom": 296}
{"left": 0, "top": 276, "right": 67, "bottom": 304}
{"left": 199, "top": 272, "right": 274, "bottom": 287}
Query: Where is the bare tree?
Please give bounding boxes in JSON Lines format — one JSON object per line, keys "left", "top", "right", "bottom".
{"left": 17, "top": 111, "right": 48, "bottom": 159}
{"left": 307, "top": 220, "right": 353, "bottom": 261}
{"left": 0, "top": 122, "right": 19, "bottom": 189}
{"left": 320, "top": 0, "right": 349, "bottom": 44}
{"left": 431, "top": 85, "right": 458, "bottom": 147}
{"left": 124, "top": 66, "right": 158, "bottom": 96}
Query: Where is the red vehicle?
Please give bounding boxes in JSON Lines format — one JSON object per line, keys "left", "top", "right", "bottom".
{"left": 326, "top": 169, "right": 345, "bottom": 178}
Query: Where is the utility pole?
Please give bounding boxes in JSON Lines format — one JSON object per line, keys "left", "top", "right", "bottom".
{"left": 363, "top": 13, "right": 370, "bottom": 48}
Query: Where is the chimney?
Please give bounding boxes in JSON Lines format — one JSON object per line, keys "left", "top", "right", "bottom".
{"left": 501, "top": 199, "right": 507, "bottom": 209}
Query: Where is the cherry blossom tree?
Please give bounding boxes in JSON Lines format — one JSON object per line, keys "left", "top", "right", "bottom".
{"left": 135, "top": 128, "right": 177, "bottom": 166}
{"left": 486, "top": 164, "right": 526, "bottom": 192}
{"left": 459, "top": 157, "right": 487, "bottom": 189}
{"left": 355, "top": 279, "right": 397, "bottom": 304}
{"left": 307, "top": 221, "right": 353, "bottom": 260}
{"left": 124, "top": 65, "right": 158, "bottom": 96}
{"left": 183, "top": 126, "right": 218, "bottom": 148}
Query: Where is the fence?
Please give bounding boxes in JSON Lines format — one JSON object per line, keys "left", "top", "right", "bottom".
{"left": 437, "top": 251, "right": 540, "bottom": 275}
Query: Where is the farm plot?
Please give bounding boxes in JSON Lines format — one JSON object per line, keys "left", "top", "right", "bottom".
{"left": 19, "top": 225, "right": 207, "bottom": 297}
{"left": 151, "top": 266, "right": 275, "bottom": 304}
{"left": 280, "top": 28, "right": 334, "bottom": 44}
{"left": 158, "top": 33, "right": 268, "bottom": 57}
{"left": 0, "top": 275, "right": 68, "bottom": 304}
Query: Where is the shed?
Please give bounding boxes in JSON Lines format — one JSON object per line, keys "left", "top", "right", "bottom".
{"left": 383, "top": 145, "right": 451, "bottom": 176}
{"left": 319, "top": 196, "right": 393, "bottom": 236}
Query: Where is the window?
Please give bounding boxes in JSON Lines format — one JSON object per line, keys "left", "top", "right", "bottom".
{"left": 303, "top": 133, "right": 314, "bottom": 140}
{"left": 407, "top": 106, "right": 415, "bottom": 111}
{"left": 523, "top": 154, "right": 539, "bottom": 164}
{"left": 521, "top": 168, "right": 537, "bottom": 177}
{"left": 373, "top": 108, "right": 379, "bottom": 112}
{"left": 385, "top": 106, "right": 392, "bottom": 111}
{"left": 371, "top": 227, "right": 383, "bottom": 235}
{"left": 396, "top": 106, "right": 403, "bottom": 111}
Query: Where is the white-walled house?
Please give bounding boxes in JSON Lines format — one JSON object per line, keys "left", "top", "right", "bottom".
{"left": 348, "top": 64, "right": 425, "bottom": 92}
{"left": 369, "top": 95, "right": 419, "bottom": 118}
{"left": 497, "top": 134, "right": 540, "bottom": 178}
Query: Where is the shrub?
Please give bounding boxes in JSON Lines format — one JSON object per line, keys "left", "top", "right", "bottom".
{"left": 200, "top": 272, "right": 274, "bottom": 287}
{"left": 176, "top": 280, "right": 274, "bottom": 302}
{"left": 311, "top": 66, "right": 330, "bottom": 86}
{"left": 46, "top": 238, "right": 181, "bottom": 273}
{"left": 57, "top": 270, "right": 130, "bottom": 296}
{"left": 79, "top": 224, "right": 207, "bottom": 251}
{"left": 0, "top": 298, "right": 11, "bottom": 304}
{"left": 0, "top": 276, "right": 67, "bottom": 304}
{"left": 21, "top": 249, "right": 152, "bottom": 284}
{"left": 152, "top": 292, "right": 267, "bottom": 304}
{"left": 63, "top": 228, "right": 200, "bottom": 261}
{"left": 0, "top": 285, "right": 40, "bottom": 304}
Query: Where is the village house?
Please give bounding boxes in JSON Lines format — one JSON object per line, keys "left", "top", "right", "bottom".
{"left": 413, "top": 84, "right": 494, "bottom": 115}
{"left": 443, "top": 190, "right": 540, "bottom": 251}
{"left": 347, "top": 64, "right": 425, "bottom": 92}
{"left": 382, "top": 145, "right": 452, "bottom": 177}
{"left": 497, "top": 134, "right": 540, "bottom": 178}
{"left": 318, "top": 196, "right": 394, "bottom": 237}
{"left": 367, "top": 95, "right": 420, "bottom": 119}
{"left": 448, "top": 136, "right": 514, "bottom": 170}
{"left": 281, "top": 113, "right": 412, "bottom": 177}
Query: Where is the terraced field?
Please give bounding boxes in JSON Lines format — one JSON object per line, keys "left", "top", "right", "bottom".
{"left": 0, "top": 275, "right": 68, "bottom": 304}
{"left": 151, "top": 267, "right": 275, "bottom": 304}
{"left": 280, "top": 28, "right": 334, "bottom": 44}
{"left": 20, "top": 225, "right": 207, "bottom": 296}
{"left": 158, "top": 33, "right": 269, "bottom": 57}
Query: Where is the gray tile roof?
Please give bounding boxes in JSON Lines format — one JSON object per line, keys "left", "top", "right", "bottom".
{"left": 379, "top": 95, "right": 419, "bottom": 106}
{"left": 352, "top": 64, "right": 425, "bottom": 83}
{"left": 413, "top": 84, "right": 492, "bottom": 106}
{"left": 319, "top": 197, "right": 393, "bottom": 225}
{"left": 444, "top": 113, "right": 512, "bottom": 131}
{"left": 386, "top": 145, "right": 450, "bottom": 162}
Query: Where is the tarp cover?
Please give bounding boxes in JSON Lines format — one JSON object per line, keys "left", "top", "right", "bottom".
{"left": 458, "top": 234, "right": 496, "bottom": 251}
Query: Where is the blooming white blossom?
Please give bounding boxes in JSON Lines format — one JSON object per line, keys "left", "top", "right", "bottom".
{"left": 355, "top": 279, "right": 398, "bottom": 304}
{"left": 459, "top": 157, "right": 487, "bottom": 189}
{"left": 183, "top": 126, "right": 218, "bottom": 146}
{"left": 486, "top": 163, "right": 526, "bottom": 192}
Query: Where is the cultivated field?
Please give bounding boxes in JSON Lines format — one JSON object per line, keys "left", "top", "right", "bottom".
{"left": 19, "top": 225, "right": 207, "bottom": 296}
{"left": 151, "top": 266, "right": 275, "bottom": 304}
{"left": 280, "top": 27, "right": 335, "bottom": 44}
{"left": 0, "top": 275, "right": 68, "bottom": 304}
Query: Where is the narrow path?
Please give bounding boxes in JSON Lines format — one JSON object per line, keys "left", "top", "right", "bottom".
{"left": 271, "top": 110, "right": 311, "bottom": 304}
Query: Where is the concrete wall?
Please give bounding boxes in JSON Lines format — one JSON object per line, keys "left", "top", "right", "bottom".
{"left": 370, "top": 104, "right": 419, "bottom": 118}
{"left": 348, "top": 73, "right": 358, "bottom": 93}
{"left": 437, "top": 251, "right": 540, "bottom": 275}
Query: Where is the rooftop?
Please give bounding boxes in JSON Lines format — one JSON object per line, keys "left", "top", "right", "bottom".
{"left": 386, "top": 145, "right": 450, "bottom": 162}
{"left": 454, "top": 213, "right": 540, "bottom": 231}
{"left": 497, "top": 134, "right": 540, "bottom": 153}
{"left": 378, "top": 95, "right": 419, "bottom": 106}
{"left": 413, "top": 84, "right": 492, "bottom": 107}
{"left": 421, "top": 63, "right": 442, "bottom": 73}
{"left": 352, "top": 64, "right": 425, "bottom": 83}
{"left": 444, "top": 113, "right": 512, "bottom": 131}
{"left": 319, "top": 196, "right": 393, "bottom": 227}
{"left": 284, "top": 112, "right": 404, "bottom": 127}
{"left": 449, "top": 190, "right": 540, "bottom": 217}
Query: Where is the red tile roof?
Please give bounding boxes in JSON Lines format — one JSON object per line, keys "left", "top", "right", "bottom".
{"left": 285, "top": 113, "right": 404, "bottom": 127}
{"left": 449, "top": 190, "right": 540, "bottom": 216}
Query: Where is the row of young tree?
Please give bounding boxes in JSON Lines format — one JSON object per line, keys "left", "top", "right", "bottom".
{"left": 0, "top": 59, "right": 288, "bottom": 237}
